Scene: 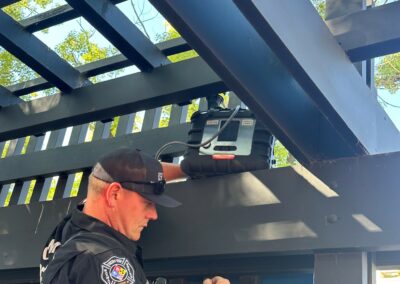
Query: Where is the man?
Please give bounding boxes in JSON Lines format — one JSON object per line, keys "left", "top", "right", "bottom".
{"left": 40, "top": 148, "right": 229, "bottom": 284}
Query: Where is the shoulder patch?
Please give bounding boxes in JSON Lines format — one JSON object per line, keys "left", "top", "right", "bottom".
{"left": 101, "top": 256, "right": 135, "bottom": 284}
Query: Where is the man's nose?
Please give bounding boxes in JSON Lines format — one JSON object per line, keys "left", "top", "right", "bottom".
{"left": 148, "top": 204, "right": 158, "bottom": 221}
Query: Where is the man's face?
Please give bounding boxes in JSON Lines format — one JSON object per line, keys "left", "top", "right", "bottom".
{"left": 115, "top": 188, "right": 158, "bottom": 241}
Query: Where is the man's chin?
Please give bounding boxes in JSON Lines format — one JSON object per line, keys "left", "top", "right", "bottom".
{"left": 131, "top": 232, "right": 141, "bottom": 241}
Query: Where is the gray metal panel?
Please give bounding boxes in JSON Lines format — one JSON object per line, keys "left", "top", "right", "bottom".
{"left": 116, "top": 114, "right": 136, "bottom": 136}
{"left": 17, "top": 181, "right": 32, "bottom": 205}
{"left": 45, "top": 129, "right": 66, "bottom": 150}
{"left": 314, "top": 252, "right": 367, "bottom": 284}
{"left": 169, "top": 104, "right": 188, "bottom": 125}
{"left": 77, "top": 172, "right": 89, "bottom": 199}
{"left": 0, "top": 57, "right": 225, "bottom": 141}
{"left": 68, "top": 123, "right": 90, "bottom": 145}
{"left": 25, "top": 136, "right": 37, "bottom": 154}
{"left": 66, "top": 0, "right": 170, "bottom": 71}
{"left": 28, "top": 178, "right": 44, "bottom": 203}
{"left": 52, "top": 175, "right": 68, "bottom": 200}
{"left": 8, "top": 182, "right": 22, "bottom": 206}
{"left": 0, "top": 184, "right": 11, "bottom": 207}
{"left": 326, "top": 1, "right": 400, "bottom": 61}
{"left": 33, "top": 135, "right": 45, "bottom": 152}
{"left": 0, "top": 10, "right": 87, "bottom": 92}
{"left": 0, "top": 124, "right": 190, "bottom": 184}
{"left": 5, "top": 139, "right": 18, "bottom": 157}
{"left": 235, "top": 0, "right": 400, "bottom": 157}
{"left": 62, "top": 174, "right": 78, "bottom": 199}
{"left": 142, "top": 108, "right": 162, "bottom": 131}
{"left": 92, "top": 121, "right": 111, "bottom": 141}
{"left": 38, "top": 178, "right": 53, "bottom": 202}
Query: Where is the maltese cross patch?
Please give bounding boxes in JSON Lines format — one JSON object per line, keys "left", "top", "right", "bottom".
{"left": 101, "top": 256, "right": 135, "bottom": 284}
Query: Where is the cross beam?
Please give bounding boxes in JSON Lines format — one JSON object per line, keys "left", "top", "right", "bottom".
{"left": 0, "top": 10, "right": 87, "bottom": 93}
{"left": 66, "top": 0, "right": 170, "bottom": 71}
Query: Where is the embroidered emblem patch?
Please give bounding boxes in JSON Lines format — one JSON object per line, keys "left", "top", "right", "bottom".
{"left": 101, "top": 256, "right": 135, "bottom": 284}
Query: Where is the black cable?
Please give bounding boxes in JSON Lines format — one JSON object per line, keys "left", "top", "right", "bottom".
{"left": 155, "top": 105, "right": 241, "bottom": 160}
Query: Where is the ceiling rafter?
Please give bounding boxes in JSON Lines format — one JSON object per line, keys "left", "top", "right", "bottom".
{"left": 0, "top": 10, "right": 89, "bottom": 93}
{"left": 0, "top": 85, "right": 22, "bottom": 108}
{"left": 66, "top": 0, "right": 170, "bottom": 71}
{"left": 0, "top": 57, "right": 225, "bottom": 141}
{"left": 8, "top": 38, "right": 191, "bottom": 97}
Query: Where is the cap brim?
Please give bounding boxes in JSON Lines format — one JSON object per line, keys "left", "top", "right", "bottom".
{"left": 140, "top": 192, "right": 181, "bottom": 208}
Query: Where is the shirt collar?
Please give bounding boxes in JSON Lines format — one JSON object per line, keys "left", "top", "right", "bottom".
{"left": 70, "top": 204, "right": 143, "bottom": 264}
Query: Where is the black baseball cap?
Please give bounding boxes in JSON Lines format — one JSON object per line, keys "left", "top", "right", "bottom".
{"left": 91, "top": 148, "right": 181, "bottom": 208}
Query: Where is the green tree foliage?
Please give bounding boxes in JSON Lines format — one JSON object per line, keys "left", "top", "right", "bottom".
{"left": 376, "top": 53, "right": 400, "bottom": 94}
{"left": 310, "top": 0, "right": 326, "bottom": 19}
{"left": 55, "top": 25, "right": 118, "bottom": 68}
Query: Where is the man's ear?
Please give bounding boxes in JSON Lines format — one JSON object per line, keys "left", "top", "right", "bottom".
{"left": 104, "top": 182, "right": 122, "bottom": 207}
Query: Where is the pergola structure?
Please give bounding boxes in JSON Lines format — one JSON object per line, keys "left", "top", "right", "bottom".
{"left": 0, "top": 0, "right": 400, "bottom": 283}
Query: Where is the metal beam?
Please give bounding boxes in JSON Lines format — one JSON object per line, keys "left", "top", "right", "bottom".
{"left": 0, "top": 124, "right": 189, "bottom": 184}
{"left": 0, "top": 86, "right": 22, "bottom": 107}
{"left": 66, "top": 0, "right": 170, "bottom": 71}
{"left": 234, "top": 0, "right": 400, "bottom": 158}
{"left": 142, "top": 151, "right": 400, "bottom": 258}
{"left": 150, "top": 0, "right": 368, "bottom": 163}
{"left": 19, "top": 0, "right": 125, "bottom": 33}
{"left": 15, "top": 0, "right": 398, "bottom": 62}
{"left": 8, "top": 38, "right": 191, "bottom": 97}
{"left": 3, "top": 151, "right": 400, "bottom": 269}
{"left": 0, "top": 57, "right": 225, "bottom": 141}
{"left": 0, "top": 10, "right": 87, "bottom": 93}
{"left": 326, "top": 1, "right": 400, "bottom": 62}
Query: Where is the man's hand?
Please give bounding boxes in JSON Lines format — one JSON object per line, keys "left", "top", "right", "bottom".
{"left": 203, "top": 276, "right": 230, "bottom": 284}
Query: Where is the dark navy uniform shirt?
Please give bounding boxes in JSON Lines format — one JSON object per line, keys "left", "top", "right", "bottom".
{"left": 40, "top": 204, "right": 147, "bottom": 284}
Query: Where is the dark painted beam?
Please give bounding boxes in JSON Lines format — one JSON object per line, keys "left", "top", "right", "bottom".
{"left": 0, "top": 10, "right": 87, "bottom": 93}
{"left": 0, "top": 57, "right": 225, "bottom": 141}
{"left": 66, "top": 0, "right": 169, "bottom": 71}
{"left": 3, "top": 151, "right": 400, "bottom": 269}
{"left": 19, "top": 0, "right": 125, "bottom": 33}
{"left": 234, "top": 0, "right": 400, "bottom": 160}
{"left": 0, "top": 124, "right": 189, "bottom": 184}
{"left": 150, "top": 0, "right": 362, "bottom": 163}
{"left": 144, "top": 151, "right": 400, "bottom": 258}
{"left": 0, "top": 86, "right": 22, "bottom": 107}
{"left": 8, "top": 77, "right": 52, "bottom": 97}
{"left": 326, "top": 1, "right": 400, "bottom": 62}
{"left": 15, "top": 0, "right": 398, "bottom": 62}
{"left": 8, "top": 38, "right": 191, "bottom": 97}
